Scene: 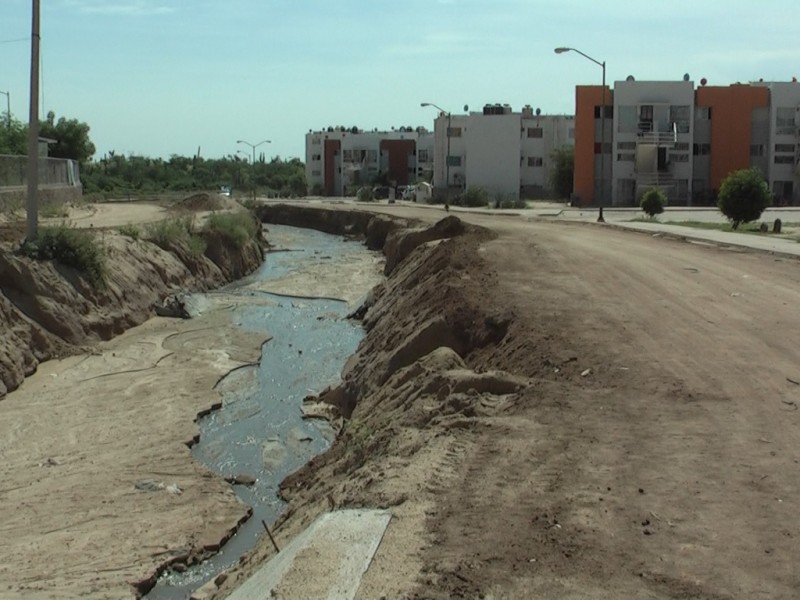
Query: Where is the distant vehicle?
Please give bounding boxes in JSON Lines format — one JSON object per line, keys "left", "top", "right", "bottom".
{"left": 401, "top": 185, "right": 416, "bottom": 201}
{"left": 219, "top": 185, "right": 232, "bottom": 197}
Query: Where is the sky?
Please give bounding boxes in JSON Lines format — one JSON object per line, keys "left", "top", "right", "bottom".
{"left": 1, "top": 0, "right": 799, "bottom": 161}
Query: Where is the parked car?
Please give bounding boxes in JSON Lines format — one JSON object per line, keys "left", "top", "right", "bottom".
{"left": 373, "top": 186, "right": 390, "bottom": 200}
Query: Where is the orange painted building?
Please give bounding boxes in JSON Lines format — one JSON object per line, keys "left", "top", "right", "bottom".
{"left": 574, "top": 85, "right": 613, "bottom": 207}
{"left": 695, "top": 85, "right": 769, "bottom": 191}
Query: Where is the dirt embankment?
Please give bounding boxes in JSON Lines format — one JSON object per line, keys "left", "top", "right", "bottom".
{"left": 0, "top": 224, "right": 265, "bottom": 399}
{"left": 209, "top": 205, "right": 524, "bottom": 599}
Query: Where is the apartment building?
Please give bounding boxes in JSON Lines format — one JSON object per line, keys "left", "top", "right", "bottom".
{"left": 305, "top": 127, "right": 434, "bottom": 196}
{"left": 430, "top": 105, "right": 574, "bottom": 199}
{"left": 574, "top": 78, "right": 800, "bottom": 206}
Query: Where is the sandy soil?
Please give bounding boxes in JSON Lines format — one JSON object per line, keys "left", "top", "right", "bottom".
{"left": 214, "top": 204, "right": 800, "bottom": 600}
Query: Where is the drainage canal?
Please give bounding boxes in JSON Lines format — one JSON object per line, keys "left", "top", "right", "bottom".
{"left": 146, "top": 224, "right": 377, "bottom": 599}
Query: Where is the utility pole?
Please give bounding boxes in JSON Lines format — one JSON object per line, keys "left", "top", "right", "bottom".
{"left": 26, "top": 0, "right": 40, "bottom": 241}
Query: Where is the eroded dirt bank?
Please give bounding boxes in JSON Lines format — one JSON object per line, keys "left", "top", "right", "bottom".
{"left": 0, "top": 222, "right": 263, "bottom": 399}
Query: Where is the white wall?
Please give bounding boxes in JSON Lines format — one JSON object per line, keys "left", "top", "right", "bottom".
{"left": 465, "top": 113, "right": 521, "bottom": 197}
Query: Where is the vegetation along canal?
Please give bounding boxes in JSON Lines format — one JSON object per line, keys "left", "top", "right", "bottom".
{"left": 146, "top": 223, "right": 378, "bottom": 599}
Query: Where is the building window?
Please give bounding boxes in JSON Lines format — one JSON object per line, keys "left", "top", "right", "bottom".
{"left": 639, "top": 104, "right": 654, "bottom": 121}
{"left": 527, "top": 156, "right": 543, "bottom": 167}
{"left": 311, "top": 170, "right": 321, "bottom": 176}
{"left": 695, "top": 107, "right": 711, "bottom": 120}
{"left": 693, "top": 143, "right": 710, "bottom": 155}
{"left": 616, "top": 153, "right": 634, "bottom": 162}
{"left": 750, "top": 144, "right": 765, "bottom": 157}
{"left": 311, "top": 153, "right": 321, "bottom": 161}
{"left": 671, "top": 153, "right": 689, "bottom": 163}
{"left": 594, "top": 142, "right": 611, "bottom": 154}
{"left": 774, "top": 155, "right": 795, "bottom": 164}
{"left": 527, "top": 127, "right": 543, "bottom": 138}
{"left": 594, "top": 106, "right": 614, "bottom": 119}
{"left": 670, "top": 105, "right": 691, "bottom": 134}
{"left": 418, "top": 149, "right": 429, "bottom": 163}
{"left": 447, "top": 127, "right": 462, "bottom": 137}
{"left": 773, "top": 181, "right": 794, "bottom": 199}
{"left": 775, "top": 143, "right": 796, "bottom": 153}
{"left": 311, "top": 137, "right": 321, "bottom": 145}
{"left": 342, "top": 149, "right": 353, "bottom": 162}
{"left": 675, "top": 179, "right": 689, "bottom": 200}
{"left": 674, "top": 142, "right": 690, "bottom": 151}
{"left": 446, "top": 155, "right": 462, "bottom": 166}
{"left": 617, "top": 141, "right": 636, "bottom": 150}
{"left": 776, "top": 107, "right": 795, "bottom": 128}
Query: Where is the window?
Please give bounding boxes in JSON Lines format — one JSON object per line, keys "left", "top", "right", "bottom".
{"left": 342, "top": 149, "right": 353, "bottom": 162}
{"left": 674, "top": 142, "right": 690, "bottom": 151}
{"left": 447, "top": 127, "right": 462, "bottom": 137}
{"left": 446, "top": 155, "right": 462, "bottom": 166}
{"left": 773, "top": 181, "right": 794, "bottom": 199}
{"left": 675, "top": 179, "right": 689, "bottom": 200}
{"left": 775, "top": 143, "right": 796, "bottom": 153}
{"left": 527, "top": 127, "right": 543, "bottom": 138}
{"left": 617, "top": 141, "right": 636, "bottom": 150}
{"left": 367, "top": 150, "right": 377, "bottom": 162}
{"left": 671, "top": 153, "right": 689, "bottom": 163}
{"left": 750, "top": 144, "right": 765, "bottom": 157}
{"left": 311, "top": 153, "right": 321, "bottom": 161}
{"left": 693, "top": 143, "right": 710, "bottom": 155}
{"left": 594, "top": 106, "right": 613, "bottom": 118}
{"left": 527, "top": 156, "right": 543, "bottom": 167}
{"left": 311, "top": 170, "right": 321, "bottom": 176}
{"left": 418, "top": 149, "right": 429, "bottom": 163}
{"left": 695, "top": 107, "right": 711, "bottom": 120}
{"left": 594, "top": 142, "right": 611, "bottom": 154}
{"left": 639, "top": 104, "right": 654, "bottom": 121}
{"left": 774, "top": 155, "right": 795, "bottom": 164}
{"left": 776, "top": 107, "right": 795, "bottom": 128}
{"left": 670, "top": 105, "right": 691, "bottom": 133}
{"left": 616, "top": 153, "right": 634, "bottom": 162}
{"left": 311, "top": 137, "right": 321, "bottom": 145}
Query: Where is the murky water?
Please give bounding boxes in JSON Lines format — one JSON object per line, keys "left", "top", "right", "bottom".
{"left": 146, "top": 225, "right": 370, "bottom": 599}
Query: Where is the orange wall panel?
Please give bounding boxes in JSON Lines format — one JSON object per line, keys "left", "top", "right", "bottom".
{"left": 574, "top": 85, "right": 611, "bottom": 206}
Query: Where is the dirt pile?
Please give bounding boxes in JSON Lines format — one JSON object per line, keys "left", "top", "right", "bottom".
{"left": 0, "top": 228, "right": 264, "bottom": 398}
{"left": 171, "top": 192, "right": 241, "bottom": 212}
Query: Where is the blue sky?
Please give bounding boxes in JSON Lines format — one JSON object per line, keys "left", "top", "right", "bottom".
{"left": 1, "top": 0, "right": 798, "bottom": 161}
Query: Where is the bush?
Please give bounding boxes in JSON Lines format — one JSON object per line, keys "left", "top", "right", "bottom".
{"left": 640, "top": 188, "right": 666, "bottom": 218}
{"left": 356, "top": 186, "right": 374, "bottom": 202}
{"left": 494, "top": 194, "right": 527, "bottom": 209}
{"left": 549, "top": 146, "right": 574, "bottom": 200}
{"left": 717, "top": 168, "right": 771, "bottom": 229}
{"left": 459, "top": 185, "right": 489, "bottom": 207}
{"left": 117, "top": 224, "right": 140, "bottom": 239}
{"left": 145, "top": 216, "right": 195, "bottom": 248}
{"left": 203, "top": 212, "right": 260, "bottom": 248}
{"left": 20, "top": 225, "right": 105, "bottom": 286}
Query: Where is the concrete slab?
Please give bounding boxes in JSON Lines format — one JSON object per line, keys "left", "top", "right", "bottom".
{"left": 226, "top": 509, "right": 392, "bottom": 600}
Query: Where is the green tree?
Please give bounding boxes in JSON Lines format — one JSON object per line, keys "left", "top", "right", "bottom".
{"left": 549, "top": 146, "right": 574, "bottom": 200}
{"left": 717, "top": 168, "right": 771, "bottom": 229}
{"left": 39, "top": 111, "right": 96, "bottom": 164}
{"left": 640, "top": 188, "right": 666, "bottom": 218}
{"left": 0, "top": 114, "right": 27, "bottom": 155}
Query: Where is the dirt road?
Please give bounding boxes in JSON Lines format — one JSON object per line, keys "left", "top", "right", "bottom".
{"left": 375, "top": 208, "right": 800, "bottom": 598}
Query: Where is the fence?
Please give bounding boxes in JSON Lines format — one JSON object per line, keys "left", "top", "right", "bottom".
{"left": 0, "top": 154, "right": 81, "bottom": 188}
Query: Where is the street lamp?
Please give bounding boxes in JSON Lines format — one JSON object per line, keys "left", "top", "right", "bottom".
{"left": 555, "top": 46, "right": 607, "bottom": 213}
{"left": 236, "top": 139, "right": 271, "bottom": 202}
{"left": 421, "top": 102, "right": 451, "bottom": 199}
{"left": 0, "top": 90, "right": 9, "bottom": 129}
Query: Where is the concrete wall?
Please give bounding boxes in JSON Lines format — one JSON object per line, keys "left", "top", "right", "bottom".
{"left": 465, "top": 112, "right": 521, "bottom": 198}
{"left": 0, "top": 185, "right": 83, "bottom": 212}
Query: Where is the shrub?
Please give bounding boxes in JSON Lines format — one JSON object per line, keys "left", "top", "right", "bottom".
{"left": 203, "top": 212, "right": 259, "bottom": 248}
{"left": 717, "top": 168, "right": 771, "bottom": 229}
{"left": 145, "top": 216, "right": 195, "bottom": 249}
{"left": 494, "top": 194, "right": 527, "bottom": 209}
{"left": 549, "top": 146, "right": 574, "bottom": 200}
{"left": 459, "top": 185, "right": 489, "bottom": 207}
{"left": 20, "top": 225, "right": 105, "bottom": 286}
{"left": 40, "top": 202, "right": 70, "bottom": 219}
{"left": 640, "top": 188, "right": 666, "bottom": 218}
{"left": 117, "top": 224, "right": 140, "bottom": 240}
{"left": 356, "top": 186, "right": 374, "bottom": 202}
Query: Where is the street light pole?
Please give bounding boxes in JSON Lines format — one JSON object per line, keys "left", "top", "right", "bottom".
{"left": 236, "top": 139, "right": 271, "bottom": 202}
{"left": 26, "top": 0, "right": 40, "bottom": 241}
{"left": 420, "top": 102, "right": 451, "bottom": 199}
{"left": 0, "top": 90, "right": 10, "bottom": 129}
{"left": 555, "top": 47, "right": 607, "bottom": 213}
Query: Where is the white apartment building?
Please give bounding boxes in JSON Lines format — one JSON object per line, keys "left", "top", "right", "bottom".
{"left": 430, "top": 104, "right": 575, "bottom": 199}
{"left": 305, "top": 127, "right": 434, "bottom": 196}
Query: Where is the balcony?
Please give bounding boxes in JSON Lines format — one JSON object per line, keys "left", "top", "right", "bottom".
{"left": 636, "top": 121, "right": 678, "bottom": 145}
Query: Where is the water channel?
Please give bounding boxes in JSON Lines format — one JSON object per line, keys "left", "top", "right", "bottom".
{"left": 147, "top": 224, "right": 376, "bottom": 599}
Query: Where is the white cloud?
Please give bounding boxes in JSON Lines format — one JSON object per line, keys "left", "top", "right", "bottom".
{"left": 63, "top": 0, "right": 176, "bottom": 16}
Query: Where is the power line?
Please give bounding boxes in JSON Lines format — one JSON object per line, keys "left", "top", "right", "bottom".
{"left": 0, "top": 37, "right": 29, "bottom": 44}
